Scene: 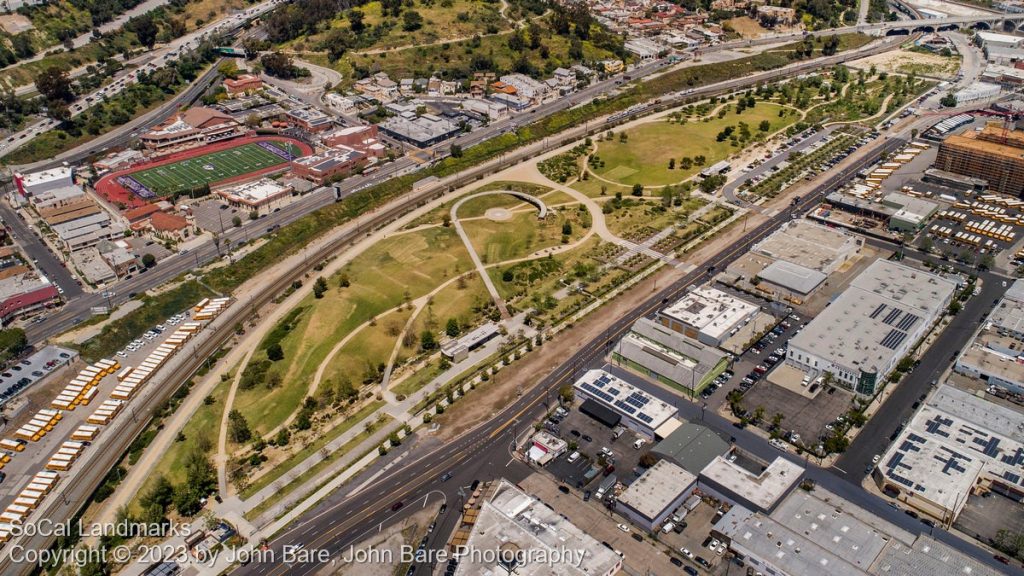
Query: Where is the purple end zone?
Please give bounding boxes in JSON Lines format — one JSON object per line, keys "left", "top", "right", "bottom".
{"left": 116, "top": 176, "right": 156, "bottom": 199}
{"left": 258, "top": 141, "right": 298, "bottom": 161}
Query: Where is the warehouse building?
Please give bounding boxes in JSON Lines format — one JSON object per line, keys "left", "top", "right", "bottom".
{"left": 615, "top": 460, "right": 697, "bottom": 531}
{"left": 573, "top": 369, "right": 676, "bottom": 438}
{"left": 657, "top": 286, "right": 760, "bottom": 347}
{"left": 453, "top": 479, "right": 622, "bottom": 576}
{"left": 612, "top": 317, "right": 729, "bottom": 396}
{"left": 699, "top": 450, "right": 802, "bottom": 513}
{"left": 716, "top": 487, "right": 1001, "bottom": 576}
{"left": 216, "top": 179, "right": 293, "bottom": 212}
{"left": 14, "top": 167, "right": 74, "bottom": 198}
{"left": 786, "top": 260, "right": 957, "bottom": 395}
{"left": 379, "top": 113, "right": 462, "bottom": 148}
{"left": 752, "top": 219, "right": 861, "bottom": 275}
{"left": 874, "top": 385, "right": 1024, "bottom": 523}
{"left": 934, "top": 122, "right": 1024, "bottom": 196}
{"left": 651, "top": 421, "right": 730, "bottom": 475}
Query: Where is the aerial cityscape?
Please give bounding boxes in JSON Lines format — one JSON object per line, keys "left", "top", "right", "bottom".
{"left": 0, "top": 0, "right": 1022, "bottom": 573}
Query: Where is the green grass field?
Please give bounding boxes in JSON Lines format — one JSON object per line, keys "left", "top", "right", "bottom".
{"left": 126, "top": 141, "right": 304, "bottom": 197}
{"left": 595, "top": 102, "right": 798, "bottom": 187}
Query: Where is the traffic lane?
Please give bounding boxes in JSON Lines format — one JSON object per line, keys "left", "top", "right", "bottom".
{"left": 0, "top": 198, "right": 82, "bottom": 298}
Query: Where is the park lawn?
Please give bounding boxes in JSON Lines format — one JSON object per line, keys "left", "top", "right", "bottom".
{"left": 398, "top": 272, "right": 491, "bottom": 360}
{"left": 457, "top": 193, "right": 530, "bottom": 218}
{"left": 319, "top": 307, "right": 413, "bottom": 394}
{"left": 604, "top": 197, "right": 706, "bottom": 239}
{"left": 594, "top": 102, "right": 799, "bottom": 187}
{"left": 129, "top": 371, "right": 231, "bottom": 514}
{"left": 571, "top": 177, "right": 623, "bottom": 198}
{"left": 405, "top": 181, "right": 554, "bottom": 228}
{"left": 233, "top": 226, "right": 472, "bottom": 434}
{"left": 239, "top": 401, "right": 387, "bottom": 501}
{"left": 489, "top": 237, "right": 604, "bottom": 321}
{"left": 537, "top": 189, "right": 580, "bottom": 207}
{"left": 461, "top": 205, "right": 590, "bottom": 264}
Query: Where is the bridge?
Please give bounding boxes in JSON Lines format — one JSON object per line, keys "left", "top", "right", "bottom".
{"left": 852, "top": 12, "right": 1024, "bottom": 35}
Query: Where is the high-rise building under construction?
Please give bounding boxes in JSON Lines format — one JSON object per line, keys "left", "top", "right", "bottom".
{"left": 934, "top": 123, "right": 1024, "bottom": 196}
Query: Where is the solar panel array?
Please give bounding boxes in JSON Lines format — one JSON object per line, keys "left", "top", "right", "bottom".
{"left": 578, "top": 373, "right": 665, "bottom": 427}
{"left": 869, "top": 303, "right": 888, "bottom": 319}
{"left": 880, "top": 329, "right": 908, "bottom": 350}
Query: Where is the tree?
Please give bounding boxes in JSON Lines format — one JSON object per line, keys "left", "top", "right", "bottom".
{"left": 232, "top": 215, "right": 242, "bottom": 227}
{"left": 668, "top": 158, "right": 675, "bottom": 169}
{"left": 402, "top": 10, "right": 423, "bottom": 31}
{"left": 348, "top": 9, "right": 366, "bottom": 33}
{"left": 759, "top": 120, "right": 771, "bottom": 132}
{"left": 631, "top": 183, "right": 643, "bottom": 197}
{"left": 450, "top": 144, "right": 462, "bottom": 158}
{"left": 141, "top": 474, "right": 174, "bottom": 510}
{"left": 313, "top": 276, "right": 328, "bottom": 299}
{"left": 141, "top": 253, "right": 157, "bottom": 268}
{"left": 127, "top": 14, "right": 159, "bottom": 49}
{"left": 35, "top": 66, "right": 74, "bottom": 103}
{"left": 445, "top": 318, "right": 460, "bottom": 337}
{"left": 11, "top": 34, "right": 34, "bottom": 59}
{"left": 267, "top": 342, "right": 285, "bottom": 361}
{"left": 562, "top": 221, "right": 573, "bottom": 235}
{"left": 420, "top": 330, "right": 437, "bottom": 351}
{"left": 339, "top": 273, "right": 351, "bottom": 288}
{"left": 227, "top": 410, "right": 252, "bottom": 443}
{"left": 940, "top": 92, "right": 957, "bottom": 107}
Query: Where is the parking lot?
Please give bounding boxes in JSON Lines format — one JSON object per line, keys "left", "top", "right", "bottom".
{"left": 955, "top": 492, "right": 1024, "bottom": 549}
{"left": 543, "top": 404, "right": 648, "bottom": 492}
{"left": 191, "top": 199, "right": 242, "bottom": 234}
{"left": 0, "top": 346, "right": 77, "bottom": 405}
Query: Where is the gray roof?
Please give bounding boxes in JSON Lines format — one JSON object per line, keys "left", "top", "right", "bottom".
{"left": 873, "top": 535, "right": 1004, "bottom": 576}
{"left": 757, "top": 260, "right": 826, "bottom": 295}
{"left": 615, "top": 317, "right": 727, "bottom": 387}
{"left": 651, "top": 422, "right": 729, "bottom": 474}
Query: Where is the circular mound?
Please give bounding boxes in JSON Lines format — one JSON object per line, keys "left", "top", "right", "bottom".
{"left": 485, "top": 207, "right": 513, "bottom": 222}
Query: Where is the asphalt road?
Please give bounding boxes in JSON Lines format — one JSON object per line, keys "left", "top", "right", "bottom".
{"left": 231, "top": 133, "right": 930, "bottom": 576}
{"left": 0, "top": 195, "right": 83, "bottom": 300}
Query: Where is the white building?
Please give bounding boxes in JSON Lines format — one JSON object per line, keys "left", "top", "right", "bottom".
{"left": 573, "top": 369, "right": 676, "bottom": 438}
{"left": 616, "top": 460, "right": 697, "bottom": 530}
{"left": 624, "top": 38, "right": 663, "bottom": 60}
{"left": 452, "top": 480, "right": 622, "bottom": 576}
{"left": 15, "top": 167, "right": 73, "bottom": 198}
{"left": 461, "top": 98, "right": 510, "bottom": 121}
{"left": 699, "top": 451, "right": 802, "bottom": 513}
{"left": 657, "top": 286, "right": 760, "bottom": 347}
{"left": 498, "top": 73, "right": 552, "bottom": 104}
{"left": 874, "top": 385, "right": 1024, "bottom": 523}
{"left": 786, "top": 260, "right": 957, "bottom": 395}
{"left": 977, "top": 31, "right": 1024, "bottom": 49}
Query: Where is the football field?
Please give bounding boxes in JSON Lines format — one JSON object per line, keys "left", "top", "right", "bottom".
{"left": 121, "top": 140, "right": 305, "bottom": 198}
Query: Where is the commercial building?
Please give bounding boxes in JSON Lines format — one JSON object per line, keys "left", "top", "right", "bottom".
{"left": 954, "top": 329, "right": 1024, "bottom": 394}
{"left": 624, "top": 38, "right": 663, "bottom": 59}
{"left": 757, "top": 260, "right": 827, "bottom": 297}
{"left": 699, "top": 451, "right": 802, "bottom": 513}
{"left": 440, "top": 322, "right": 501, "bottom": 362}
{"left": 657, "top": 286, "right": 760, "bottom": 347}
{"left": 498, "top": 74, "right": 551, "bottom": 103}
{"left": 0, "top": 273, "right": 59, "bottom": 325}
{"left": 612, "top": 317, "right": 729, "bottom": 395}
{"left": 753, "top": 220, "right": 861, "bottom": 275}
{"left": 289, "top": 147, "right": 367, "bottom": 184}
{"left": 976, "top": 31, "right": 1024, "bottom": 49}
{"left": 52, "top": 212, "right": 123, "bottom": 252}
{"left": 461, "top": 98, "right": 510, "bottom": 121}
{"left": 320, "top": 125, "right": 385, "bottom": 157}
{"left": 223, "top": 74, "right": 263, "bottom": 96}
{"left": 140, "top": 108, "right": 245, "bottom": 155}
{"left": 97, "top": 240, "right": 139, "bottom": 278}
{"left": 216, "top": 178, "right": 293, "bottom": 211}
{"left": 14, "top": 167, "right": 73, "bottom": 198}
{"left": 953, "top": 82, "right": 1002, "bottom": 105}
{"left": 651, "top": 421, "right": 730, "bottom": 475}
{"left": 934, "top": 122, "right": 1024, "bottom": 196}
{"left": 379, "top": 113, "right": 462, "bottom": 148}
{"left": 700, "top": 160, "right": 731, "bottom": 178}
{"left": 874, "top": 385, "right": 1024, "bottom": 523}
{"left": 786, "top": 260, "right": 957, "bottom": 395}
{"left": 452, "top": 479, "right": 622, "bottom": 576}
{"left": 285, "top": 107, "right": 334, "bottom": 133}
{"left": 716, "top": 487, "right": 1000, "bottom": 576}
{"left": 526, "top": 430, "right": 567, "bottom": 465}
{"left": 615, "top": 460, "right": 697, "bottom": 530}
{"left": 573, "top": 369, "right": 676, "bottom": 438}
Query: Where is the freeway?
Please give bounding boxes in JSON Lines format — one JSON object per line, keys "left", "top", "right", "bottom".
{"left": 23, "top": 33, "right": 907, "bottom": 345}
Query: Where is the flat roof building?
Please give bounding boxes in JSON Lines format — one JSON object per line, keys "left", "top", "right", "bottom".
{"left": 441, "top": 322, "right": 501, "bottom": 362}
{"left": 954, "top": 329, "right": 1024, "bottom": 394}
{"left": 452, "top": 479, "right": 622, "bottom": 576}
{"left": 612, "top": 317, "right": 729, "bottom": 395}
{"left": 699, "top": 451, "right": 802, "bottom": 513}
{"left": 216, "top": 178, "right": 292, "bottom": 211}
{"left": 285, "top": 107, "right": 334, "bottom": 133}
{"left": 379, "top": 113, "right": 462, "bottom": 148}
{"left": 651, "top": 421, "right": 730, "bottom": 475}
{"left": 657, "top": 286, "right": 760, "bottom": 347}
{"left": 573, "top": 369, "right": 676, "bottom": 438}
{"left": 14, "top": 167, "right": 73, "bottom": 198}
{"left": 786, "top": 260, "right": 957, "bottom": 395}
{"left": 874, "top": 384, "right": 1024, "bottom": 523}
{"left": 935, "top": 123, "right": 1024, "bottom": 196}
{"left": 752, "top": 219, "right": 861, "bottom": 274}
{"left": 615, "top": 460, "right": 697, "bottom": 530}
{"left": 289, "top": 147, "right": 367, "bottom": 185}
{"left": 757, "top": 260, "right": 827, "bottom": 297}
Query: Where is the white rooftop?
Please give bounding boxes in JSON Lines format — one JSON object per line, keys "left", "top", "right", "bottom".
{"left": 700, "top": 453, "right": 803, "bottom": 511}
{"left": 219, "top": 178, "right": 290, "bottom": 203}
{"left": 453, "top": 480, "right": 622, "bottom": 576}
{"left": 616, "top": 460, "right": 696, "bottom": 520}
{"left": 574, "top": 369, "right": 676, "bottom": 430}
{"left": 18, "top": 167, "right": 72, "bottom": 188}
{"left": 660, "top": 286, "right": 759, "bottom": 340}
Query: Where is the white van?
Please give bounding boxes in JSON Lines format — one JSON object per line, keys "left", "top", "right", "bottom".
{"left": 567, "top": 451, "right": 580, "bottom": 463}
{"left": 633, "top": 438, "right": 647, "bottom": 450}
